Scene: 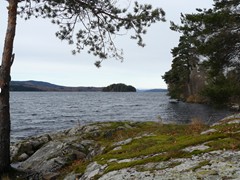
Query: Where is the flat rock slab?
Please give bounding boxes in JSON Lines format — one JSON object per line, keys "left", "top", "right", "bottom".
{"left": 182, "top": 144, "right": 210, "bottom": 152}
{"left": 18, "top": 141, "right": 69, "bottom": 173}
{"left": 98, "top": 150, "right": 240, "bottom": 180}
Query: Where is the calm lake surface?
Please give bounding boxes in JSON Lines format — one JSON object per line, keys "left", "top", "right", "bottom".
{"left": 10, "top": 92, "right": 232, "bottom": 142}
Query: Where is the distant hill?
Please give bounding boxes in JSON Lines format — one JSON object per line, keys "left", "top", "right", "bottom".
{"left": 137, "top": 89, "right": 168, "bottom": 92}
{"left": 10, "top": 81, "right": 167, "bottom": 93}
{"left": 10, "top": 81, "right": 103, "bottom": 92}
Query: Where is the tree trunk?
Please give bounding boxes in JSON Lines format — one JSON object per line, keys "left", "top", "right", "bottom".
{"left": 0, "top": 0, "right": 18, "bottom": 174}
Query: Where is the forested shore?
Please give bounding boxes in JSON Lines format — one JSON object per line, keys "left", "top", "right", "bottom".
{"left": 163, "top": 0, "right": 240, "bottom": 107}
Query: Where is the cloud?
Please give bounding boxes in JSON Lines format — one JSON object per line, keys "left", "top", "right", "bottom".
{"left": 0, "top": 0, "right": 213, "bottom": 88}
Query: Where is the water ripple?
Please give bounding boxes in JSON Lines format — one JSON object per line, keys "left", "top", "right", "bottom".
{"left": 10, "top": 92, "right": 231, "bottom": 142}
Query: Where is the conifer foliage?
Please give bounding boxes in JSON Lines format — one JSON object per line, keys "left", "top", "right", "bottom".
{"left": 19, "top": 0, "right": 165, "bottom": 66}
{"left": 163, "top": 0, "right": 240, "bottom": 105}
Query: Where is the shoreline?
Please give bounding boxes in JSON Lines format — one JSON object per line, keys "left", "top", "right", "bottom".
{"left": 5, "top": 113, "right": 240, "bottom": 179}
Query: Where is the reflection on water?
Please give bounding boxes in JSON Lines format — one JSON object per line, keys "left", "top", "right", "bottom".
{"left": 10, "top": 92, "right": 232, "bottom": 142}
{"left": 163, "top": 102, "right": 230, "bottom": 124}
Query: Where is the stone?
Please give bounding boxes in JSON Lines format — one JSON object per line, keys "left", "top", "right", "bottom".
{"left": 18, "top": 141, "right": 68, "bottom": 173}
{"left": 97, "top": 150, "right": 240, "bottom": 179}
{"left": 44, "top": 157, "right": 68, "bottom": 172}
{"left": 80, "top": 162, "right": 107, "bottom": 180}
{"left": 124, "top": 123, "right": 133, "bottom": 129}
{"left": 30, "top": 140, "right": 45, "bottom": 150}
{"left": 14, "top": 130, "right": 103, "bottom": 176}
{"left": 201, "top": 129, "right": 217, "bottom": 135}
{"left": 113, "top": 138, "right": 133, "bottom": 146}
{"left": 229, "top": 104, "right": 240, "bottom": 111}
{"left": 71, "top": 143, "right": 86, "bottom": 152}
{"left": 107, "top": 159, "right": 117, "bottom": 163}
{"left": 18, "top": 153, "right": 29, "bottom": 162}
{"left": 10, "top": 145, "right": 20, "bottom": 161}
{"left": 81, "top": 140, "right": 95, "bottom": 147}
{"left": 86, "top": 145, "right": 104, "bottom": 160}
{"left": 67, "top": 126, "right": 83, "bottom": 136}
{"left": 220, "top": 113, "right": 240, "bottom": 122}
{"left": 112, "top": 146, "right": 122, "bottom": 151}
{"left": 228, "top": 119, "right": 240, "bottom": 124}
{"left": 211, "top": 122, "right": 222, "bottom": 126}
{"left": 182, "top": 144, "right": 210, "bottom": 152}
{"left": 68, "top": 150, "right": 86, "bottom": 160}
{"left": 82, "top": 125, "right": 100, "bottom": 133}
{"left": 30, "top": 134, "right": 51, "bottom": 149}
{"left": 64, "top": 172, "right": 83, "bottom": 180}
{"left": 11, "top": 134, "right": 52, "bottom": 162}
{"left": 50, "top": 130, "right": 67, "bottom": 139}
{"left": 118, "top": 159, "right": 133, "bottom": 163}
{"left": 18, "top": 141, "right": 33, "bottom": 155}
{"left": 98, "top": 168, "right": 155, "bottom": 180}
{"left": 116, "top": 126, "right": 126, "bottom": 131}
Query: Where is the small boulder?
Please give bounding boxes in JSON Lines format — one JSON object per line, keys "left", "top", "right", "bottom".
{"left": 18, "top": 153, "right": 29, "bottom": 162}
{"left": 18, "top": 141, "right": 68, "bottom": 173}
{"left": 64, "top": 172, "right": 83, "bottom": 180}
{"left": 81, "top": 140, "right": 95, "bottom": 147}
{"left": 113, "top": 138, "right": 133, "bottom": 146}
{"left": 80, "top": 162, "right": 107, "bottom": 180}
{"left": 18, "top": 141, "right": 33, "bottom": 155}
{"left": 67, "top": 126, "right": 83, "bottom": 136}
{"left": 201, "top": 129, "right": 217, "bottom": 135}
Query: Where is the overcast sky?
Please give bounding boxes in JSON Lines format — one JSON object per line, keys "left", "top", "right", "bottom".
{"left": 0, "top": 1, "right": 214, "bottom": 89}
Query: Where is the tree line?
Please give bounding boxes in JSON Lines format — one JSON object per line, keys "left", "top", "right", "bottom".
{"left": 102, "top": 83, "right": 136, "bottom": 92}
{"left": 163, "top": 0, "right": 240, "bottom": 106}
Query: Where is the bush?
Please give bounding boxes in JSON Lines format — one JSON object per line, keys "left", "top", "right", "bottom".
{"left": 202, "top": 77, "right": 240, "bottom": 106}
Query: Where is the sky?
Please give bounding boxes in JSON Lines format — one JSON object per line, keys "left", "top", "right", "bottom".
{"left": 0, "top": 1, "right": 214, "bottom": 89}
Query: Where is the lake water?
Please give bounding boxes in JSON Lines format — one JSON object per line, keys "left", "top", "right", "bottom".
{"left": 10, "top": 92, "right": 232, "bottom": 142}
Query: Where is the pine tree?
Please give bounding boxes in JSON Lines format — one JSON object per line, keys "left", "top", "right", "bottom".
{"left": 164, "top": 0, "right": 240, "bottom": 105}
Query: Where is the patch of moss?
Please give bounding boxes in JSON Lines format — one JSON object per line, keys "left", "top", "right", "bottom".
{"left": 59, "top": 118, "right": 240, "bottom": 178}
{"left": 103, "top": 150, "right": 185, "bottom": 173}
{"left": 207, "top": 137, "right": 240, "bottom": 150}
{"left": 91, "top": 121, "right": 166, "bottom": 149}
{"left": 97, "top": 132, "right": 225, "bottom": 164}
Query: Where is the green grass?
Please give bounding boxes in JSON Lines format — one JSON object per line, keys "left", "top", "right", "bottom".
{"left": 95, "top": 133, "right": 226, "bottom": 172}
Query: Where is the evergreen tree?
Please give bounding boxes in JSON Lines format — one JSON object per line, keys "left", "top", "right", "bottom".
{"left": 163, "top": 33, "right": 199, "bottom": 100}
{"left": 164, "top": 0, "right": 240, "bottom": 105}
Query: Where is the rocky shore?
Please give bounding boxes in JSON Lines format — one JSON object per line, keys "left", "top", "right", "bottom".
{"left": 6, "top": 113, "right": 240, "bottom": 179}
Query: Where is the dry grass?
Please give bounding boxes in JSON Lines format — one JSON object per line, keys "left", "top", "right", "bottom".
{"left": 58, "top": 159, "right": 88, "bottom": 179}
{"left": 188, "top": 117, "right": 207, "bottom": 134}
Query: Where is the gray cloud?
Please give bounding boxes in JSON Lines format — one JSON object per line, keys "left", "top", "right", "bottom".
{"left": 0, "top": 0, "right": 213, "bottom": 88}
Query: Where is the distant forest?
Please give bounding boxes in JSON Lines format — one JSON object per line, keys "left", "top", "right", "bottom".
{"left": 163, "top": 0, "right": 240, "bottom": 106}
{"left": 102, "top": 83, "right": 136, "bottom": 92}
